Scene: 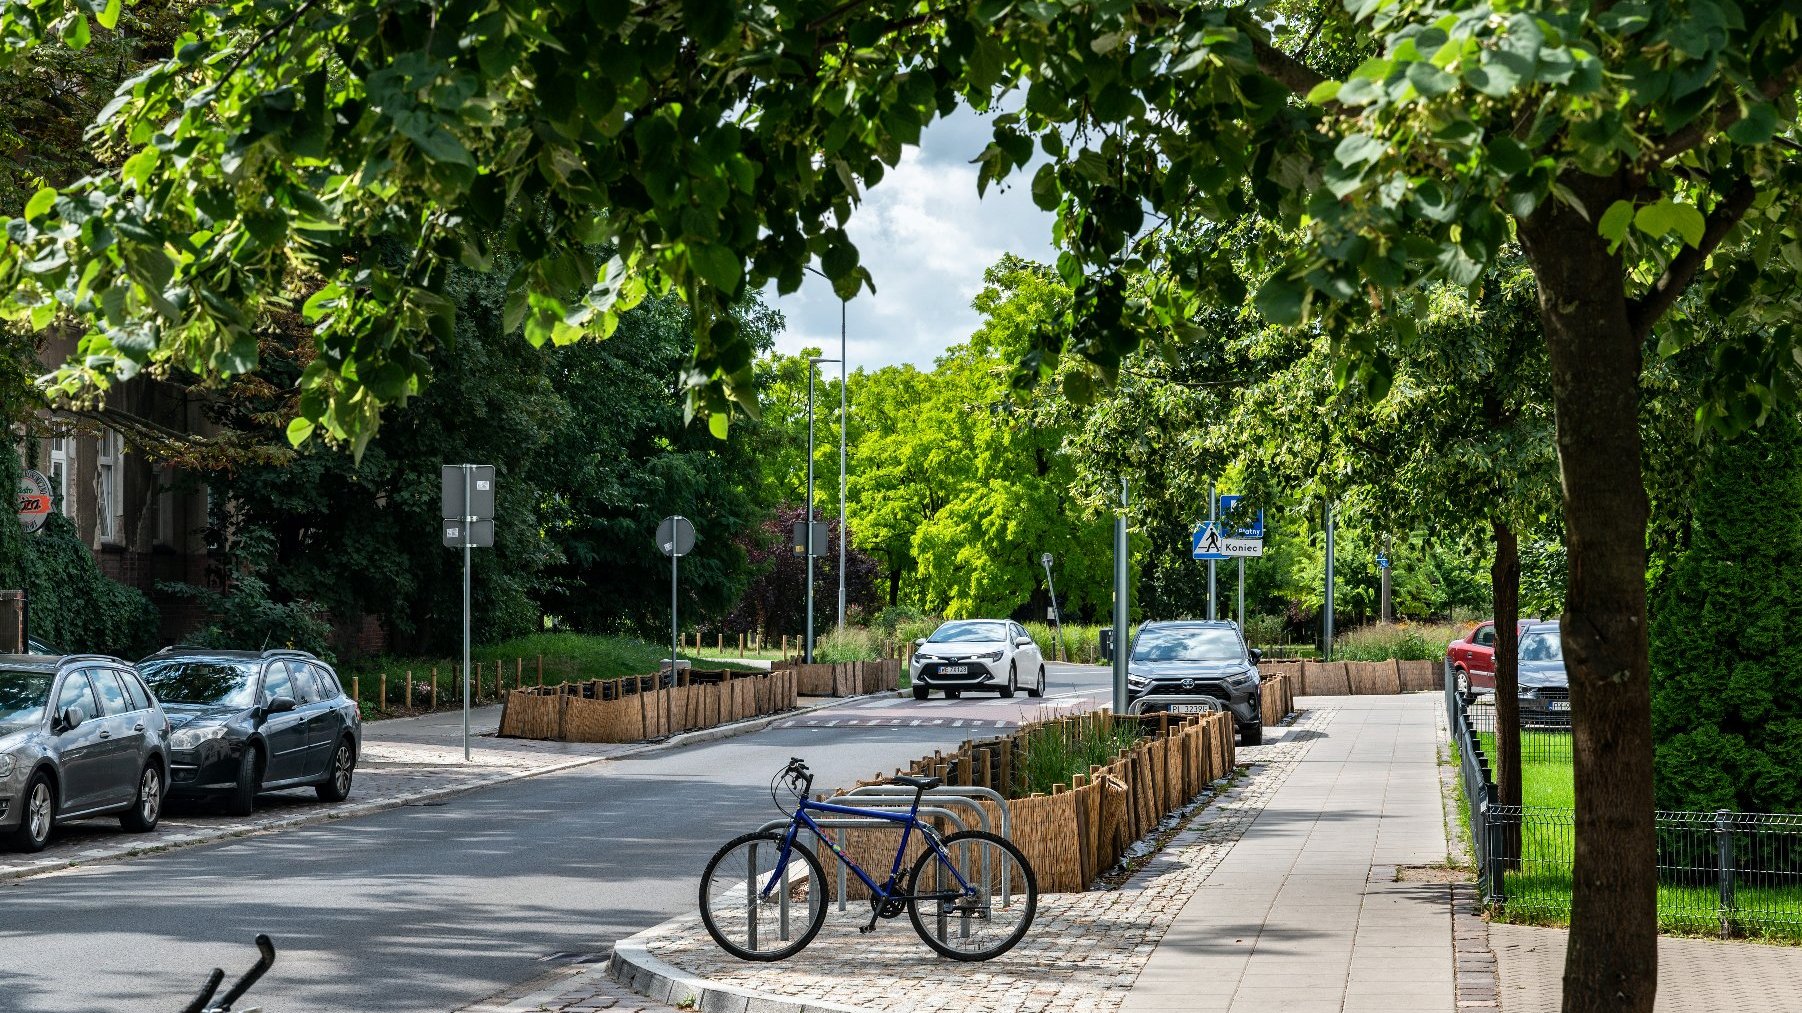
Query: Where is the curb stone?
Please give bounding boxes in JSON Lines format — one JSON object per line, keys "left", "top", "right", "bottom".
{"left": 0, "top": 693, "right": 873, "bottom": 885}
{"left": 609, "top": 923, "right": 863, "bottom": 1013}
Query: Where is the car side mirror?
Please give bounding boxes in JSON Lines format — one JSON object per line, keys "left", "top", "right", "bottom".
{"left": 265, "top": 696, "right": 297, "bottom": 714}
{"left": 56, "top": 707, "right": 83, "bottom": 733}
{"left": 1016, "top": 637, "right": 1033, "bottom": 647}
{"left": 1248, "top": 648, "right": 1262, "bottom": 664}
{"left": 912, "top": 638, "right": 925, "bottom": 648}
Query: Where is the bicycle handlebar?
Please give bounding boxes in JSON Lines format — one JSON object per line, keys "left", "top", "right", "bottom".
{"left": 784, "top": 757, "right": 814, "bottom": 796}
{"left": 180, "top": 934, "right": 275, "bottom": 1013}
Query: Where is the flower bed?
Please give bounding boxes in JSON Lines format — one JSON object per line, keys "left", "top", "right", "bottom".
{"left": 496, "top": 666, "right": 797, "bottom": 742}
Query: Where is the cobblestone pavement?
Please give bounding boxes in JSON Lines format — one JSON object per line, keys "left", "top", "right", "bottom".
{"left": 1492, "top": 922, "right": 1802, "bottom": 1011}
{"left": 0, "top": 705, "right": 625, "bottom": 882}
{"left": 520, "top": 708, "right": 1330, "bottom": 1013}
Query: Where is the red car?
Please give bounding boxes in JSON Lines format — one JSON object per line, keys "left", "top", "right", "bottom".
{"left": 1445, "top": 620, "right": 1537, "bottom": 703}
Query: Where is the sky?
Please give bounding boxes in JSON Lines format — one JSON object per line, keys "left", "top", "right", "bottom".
{"left": 763, "top": 108, "right": 1057, "bottom": 372}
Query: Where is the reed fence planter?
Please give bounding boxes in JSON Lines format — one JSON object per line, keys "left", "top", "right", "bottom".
{"left": 1258, "top": 658, "right": 1441, "bottom": 696}
{"left": 784, "top": 659, "right": 902, "bottom": 697}
{"left": 496, "top": 667, "right": 798, "bottom": 742}
{"left": 806, "top": 711, "right": 1237, "bottom": 898}
{"left": 1259, "top": 672, "right": 1297, "bottom": 727}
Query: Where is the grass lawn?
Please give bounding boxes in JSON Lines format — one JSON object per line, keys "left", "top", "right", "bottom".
{"left": 1475, "top": 728, "right": 1802, "bottom": 943}
{"left": 342, "top": 632, "right": 764, "bottom": 716}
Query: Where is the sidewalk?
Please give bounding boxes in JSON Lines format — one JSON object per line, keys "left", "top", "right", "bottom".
{"left": 1122, "top": 694, "right": 1452, "bottom": 1013}
{"left": 527, "top": 694, "right": 1461, "bottom": 1013}
{"left": 1493, "top": 922, "right": 1802, "bottom": 1010}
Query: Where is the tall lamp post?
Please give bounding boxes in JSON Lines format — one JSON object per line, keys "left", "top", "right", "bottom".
{"left": 1040, "top": 552, "right": 1063, "bottom": 663}
{"left": 805, "top": 355, "right": 840, "bottom": 663}
{"left": 801, "top": 265, "right": 851, "bottom": 632}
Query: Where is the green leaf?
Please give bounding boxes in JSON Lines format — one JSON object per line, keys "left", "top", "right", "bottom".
{"left": 96, "top": 0, "right": 121, "bottom": 29}
{"left": 689, "top": 243, "right": 743, "bottom": 291}
{"left": 1335, "top": 132, "right": 1386, "bottom": 167}
{"left": 1726, "top": 103, "right": 1778, "bottom": 145}
{"left": 708, "top": 411, "right": 729, "bottom": 439}
{"left": 1634, "top": 199, "right": 1706, "bottom": 247}
{"left": 1598, "top": 200, "right": 1634, "bottom": 252}
{"left": 1405, "top": 61, "right": 1455, "bottom": 98}
{"left": 1254, "top": 274, "right": 1308, "bottom": 326}
{"left": 23, "top": 187, "right": 57, "bottom": 221}
{"left": 121, "top": 146, "right": 159, "bottom": 191}
{"left": 286, "top": 416, "right": 316, "bottom": 446}
{"left": 1305, "top": 80, "right": 1342, "bottom": 105}
{"left": 62, "top": 14, "right": 90, "bottom": 49}
{"left": 1030, "top": 163, "right": 1061, "bottom": 211}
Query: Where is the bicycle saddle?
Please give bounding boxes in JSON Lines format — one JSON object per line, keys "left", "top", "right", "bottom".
{"left": 891, "top": 774, "right": 942, "bottom": 790}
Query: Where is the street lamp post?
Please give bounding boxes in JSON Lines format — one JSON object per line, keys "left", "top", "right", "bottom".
{"left": 800, "top": 265, "right": 851, "bottom": 635}
{"left": 805, "top": 355, "right": 839, "bottom": 664}
{"left": 1040, "top": 552, "right": 1063, "bottom": 663}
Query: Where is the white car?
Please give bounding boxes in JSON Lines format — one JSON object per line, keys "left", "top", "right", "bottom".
{"left": 909, "top": 620, "right": 1046, "bottom": 700}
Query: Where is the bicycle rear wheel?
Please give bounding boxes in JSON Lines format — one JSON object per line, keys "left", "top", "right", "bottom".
{"left": 699, "top": 831, "right": 828, "bottom": 961}
{"left": 905, "top": 829, "right": 1037, "bottom": 961}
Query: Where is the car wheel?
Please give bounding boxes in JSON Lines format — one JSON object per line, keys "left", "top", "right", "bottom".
{"left": 944, "top": 689, "right": 962, "bottom": 700}
{"left": 315, "top": 737, "right": 356, "bottom": 803}
{"left": 912, "top": 685, "right": 930, "bottom": 701}
{"left": 1000, "top": 663, "right": 1017, "bottom": 698}
{"left": 1455, "top": 667, "right": 1474, "bottom": 704}
{"left": 1026, "top": 666, "right": 1045, "bottom": 698}
{"left": 225, "top": 744, "right": 262, "bottom": 817}
{"left": 6, "top": 771, "right": 55, "bottom": 852}
{"left": 118, "top": 763, "right": 163, "bottom": 833}
{"left": 1239, "top": 721, "right": 1264, "bottom": 747}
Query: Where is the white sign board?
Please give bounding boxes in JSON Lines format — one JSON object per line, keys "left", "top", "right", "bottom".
{"left": 1193, "top": 522, "right": 1263, "bottom": 559}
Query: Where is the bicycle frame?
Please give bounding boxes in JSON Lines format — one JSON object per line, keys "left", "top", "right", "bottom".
{"left": 762, "top": 796, "right": 976, "bottom": 903}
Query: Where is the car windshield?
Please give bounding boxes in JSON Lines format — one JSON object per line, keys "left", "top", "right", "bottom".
{"left": 138, "top": 660, "right": 261, "bottom": 707}
{"left": 928, "top": 622, "right": 1006, "bottom": 644}
{"left": 1132, "top": 628, "right": 1243, "bottom": 663}
{"left": 0, "top": 670, "right": 52, "bottom": 734}
{"left": 1520, "top": 631, "right": 1563, "bottom": 662}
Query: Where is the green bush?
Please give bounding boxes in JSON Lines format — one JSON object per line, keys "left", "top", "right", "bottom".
{"left": 20, "top": 513, "right": 159, "bottom": 657}
{"left": 813, "top": 626, "right": 882, "bottom": 663}
{"left": 1332, "top": 621, "right": 1463, "bottom": 661}
{"left": 870, "top": 603, "right": 935, "bottom": 636}
{"left": 1014, "top": 716, "right": 1142, "bottom": 795}
{"left": 157, "top": 574, "right": 334, "bottom": 659}
{"left": 1241, "top": 613, "right": 1289, "bottom": 649}
{"left": 1650, "top": 412, "right": 1802, "bottom": 814}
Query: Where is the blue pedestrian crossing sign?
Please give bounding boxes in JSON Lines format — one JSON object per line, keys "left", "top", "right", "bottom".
{"left": 1193, "top": 523, "right": 1229, "bottom": 560}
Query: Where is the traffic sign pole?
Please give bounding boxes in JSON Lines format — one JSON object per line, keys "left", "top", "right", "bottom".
{"left": 1238, "top": 556, "right": 1245, "bottom": 631}
{"left": 1206, "top": 482, "right": 1217, "bottom": 621}
{"left": 462, "top": 464, "right": 472, "bottom": 762}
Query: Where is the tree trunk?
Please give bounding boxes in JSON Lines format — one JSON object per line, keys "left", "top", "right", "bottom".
{"left": 1491, "top": 519, "right": 1522, "bottom": 868}
{"left": 1518, "top": 175, "right": 1657, "bottom": 1013}
{"left": 888, "top": 565, "right": 900, "bottom": 607}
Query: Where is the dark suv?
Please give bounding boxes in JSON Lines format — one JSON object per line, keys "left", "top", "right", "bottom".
{"left": 0, "top": 654, "right": 172, "bottom": 851}
{"left": 137, "top": 649, "right": 361, "bottom": 816}
{"left": 1124, "top": 621, "right": 1265, "bottom": 745}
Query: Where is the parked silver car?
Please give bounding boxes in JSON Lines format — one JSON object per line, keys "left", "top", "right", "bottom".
{"left": 0, "top": 654, "right": 172, "bottom": 852}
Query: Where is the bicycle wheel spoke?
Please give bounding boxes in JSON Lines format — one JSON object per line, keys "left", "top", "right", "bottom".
{"left": 701, "top": 832, "right": 825, "bottom": 962}
{"left": 907, "top": 831, "right": 1037, "bottom": 961}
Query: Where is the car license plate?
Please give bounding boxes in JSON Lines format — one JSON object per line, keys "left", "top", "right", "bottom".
{"left": 1168, "top": 703, "right": 1216, "bottom": 714}
{"left": 939, "top": 665, "right": 968, "bottom": 675}
{"left": 1548, "top": 700, "right": 1570, "bottom": 711}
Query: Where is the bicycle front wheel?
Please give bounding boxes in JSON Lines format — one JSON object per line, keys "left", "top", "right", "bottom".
{"left": 699, "top": 831, "right": 828, "bottom": 961}
{"left": 905, "top": 829, "right": 1037, "bottom": 961}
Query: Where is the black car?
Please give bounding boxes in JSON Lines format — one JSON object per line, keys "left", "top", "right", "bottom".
{"left": 1123, "top": 621, "right": 1265, "bottom": 746}
{"left": 1515, "top": 622, "right": 1570, "bottom": 724}
{"left": 137, "top": 649, "right": 361, "bottom": 816}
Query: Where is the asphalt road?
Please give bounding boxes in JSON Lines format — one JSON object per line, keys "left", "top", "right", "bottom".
{"left": 0, "top": 663, "right": 1111, "bottom": 1013}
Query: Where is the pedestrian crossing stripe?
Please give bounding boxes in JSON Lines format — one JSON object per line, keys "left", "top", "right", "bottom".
{"left": 774, "top": 717, "right": 1015, "bottom": 729}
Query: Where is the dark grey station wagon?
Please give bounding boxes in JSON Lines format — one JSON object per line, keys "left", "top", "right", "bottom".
{"left": 0, "top": 655, "right": 172, "bottom": 851}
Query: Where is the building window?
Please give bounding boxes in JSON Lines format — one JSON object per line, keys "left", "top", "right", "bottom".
{"left": 96, "top": 429, "right": 122, "bottom": 542}
{"left": 48, "top": 434, "right": 69, "bottom": 517}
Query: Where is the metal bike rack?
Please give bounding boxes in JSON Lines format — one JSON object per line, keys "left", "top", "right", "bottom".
{"left": 839, "top": 784, "right": 1011, "bottom": 841}
{"left": 758, "top": 806, "right": 972, "bottom": 912}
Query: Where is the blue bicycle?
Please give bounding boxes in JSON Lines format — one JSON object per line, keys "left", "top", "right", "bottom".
{"left": 698, "top": 758, "right": 1037, "bottom": 962}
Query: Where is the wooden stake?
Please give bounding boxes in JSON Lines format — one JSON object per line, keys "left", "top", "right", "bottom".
{"left": 516, "top": 657, "right": 523, "bottom": 690}
{"left": 431, "top": 667, "right": 439, "bottom": 709}
{"left": 537, "top": 655, "right": 543, "bottom": 687}
{"left": 406, "top": 670, "right": 413, "bottom": 711}
{"left": 379, "top": 673, "right": 387, "bottom": 711}
{"left": 352, "top": 675, "right": 359, "bottom": 708}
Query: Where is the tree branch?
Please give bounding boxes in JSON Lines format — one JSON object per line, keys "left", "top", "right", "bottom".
{"left": 1249, "top": 34, "right": 1330, "bottom": 100}
{"left": 1652, "top": 54, "right": 1802, "bottom": 161}
{"left": 1626, "top": 176, "right": 1757, "bottom": 341}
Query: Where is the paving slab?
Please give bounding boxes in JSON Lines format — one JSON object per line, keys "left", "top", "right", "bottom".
{"left": 1492, "top": 921, "right": 1802, "bottom": 1011}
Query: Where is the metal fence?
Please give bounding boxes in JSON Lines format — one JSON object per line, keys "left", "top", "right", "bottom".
{"left": 1445, "top": 667, "right": 1802, "bottom": 940}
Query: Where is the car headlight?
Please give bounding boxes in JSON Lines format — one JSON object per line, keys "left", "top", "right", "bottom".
{"left": 1228, "top": 669, "right": 1259, "bottom": 688}
{"left": 0, "top": 754, "right": 15, "bottom": 779}
{"left": 170, "top": 725, "right": 228, "bottom": 750}
{"left": 1127, "top": 673, "right": 1152, "bottom": 692}
{"left": 975, "top": 650, "right": 1004, "bottom": 663}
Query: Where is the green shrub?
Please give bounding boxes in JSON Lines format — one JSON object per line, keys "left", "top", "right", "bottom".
{"left": 1332, "top": 621, "right": 1462, "bottom": 661}
{"left": 1241, "top": 613, "right": 1289, "bottom": 649}
{"left": 813, "top": 626, "right": 882, "bottom": 663}
{"left": 1651, "top": 412, "right": 1802, "bottom": 814}
{"left": 1015, "top": 716, "right": 1142, "bottom": 795}
{"left": 20, "top": 513, "right": 159, "bottom": 657}
{"left": 870, "top": 603, "right": 935, "bottom": 636}
{"left": 157, "top": 574, "right": 334, "bottom": 659}
{"left": 893, "top": 615, "right": 942, "bottom": 648}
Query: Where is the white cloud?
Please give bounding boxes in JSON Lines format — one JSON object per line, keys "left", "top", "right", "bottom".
{"left": 764, "top": 110, "right": 1056, "bottom": 370}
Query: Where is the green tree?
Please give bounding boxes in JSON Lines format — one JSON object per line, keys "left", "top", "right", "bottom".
{"left": 12, "top": 6, "right": 1802, "bottom": 1003}
{"left": 1649, "top": 412, "right": 1802, "bottom": 814}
